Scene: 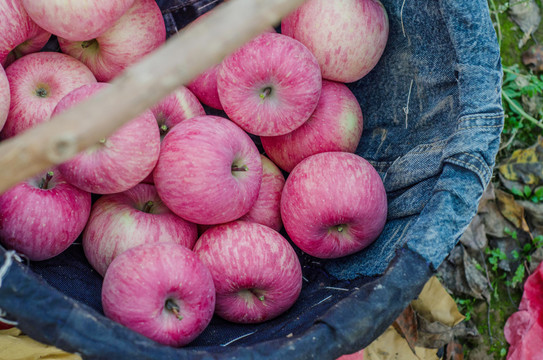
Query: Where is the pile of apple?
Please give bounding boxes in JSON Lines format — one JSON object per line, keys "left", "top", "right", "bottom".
{"left": 0, "top": 0, "right": 390, "bottom": 347}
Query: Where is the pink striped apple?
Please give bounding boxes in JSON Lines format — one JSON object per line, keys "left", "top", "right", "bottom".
{"left": 217, "top": 32, "right": 322, "bottom": 136}
{"left": 193, "top": 221, "right": 302, "bottom": 324}
{"left": 153, "top": 115, "right": 262, "bottom": 225}
{"left": 102, "top": 242, "right": 216, "bottom": 347}
{"left": 282, "top": 0, "right": 389, "bottom": 83}
{"left": 0, "top": 52, "right": 96, "bottom": 139}
{"left": 0, "top": 65, "right": 9, "bottom": 131}
{"left": 58, "top": 0, "right": 166, "bottom": 82}
{"left": 53, "top": 83, "right": 160, "bottom": 194}
{"left": 21, "top": 0, "right": 135, "bottom": 41}
{"left": 83, "top": 183, "right": 198, "bottom": 276}
{"left": 0, "top": 0, "right": 51, "bottom": 67}
{"left": 141, "top": 85, "right": 206, "bottom": 184}
{"left": 281, "top": 152, "right": 387, "bottom": 258}
{"left": 261, "top": 80, "right": 363, "bottom": 172}
{"left": 238, "top": 154, "right": 285, "bottom": 232}
{"left": 187, "top": 65, "right": 223, "bottom": 110}
{"left": 0, "top": 169, "right": 92, "bottom": 261}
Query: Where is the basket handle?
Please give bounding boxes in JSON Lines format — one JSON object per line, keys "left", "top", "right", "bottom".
{"left": 0, "top": 0, "right": 306, "bottom": 194}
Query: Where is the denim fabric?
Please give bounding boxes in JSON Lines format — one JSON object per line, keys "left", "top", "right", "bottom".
{"left": 0, "top": 0, "right": 503, "bottom": 358}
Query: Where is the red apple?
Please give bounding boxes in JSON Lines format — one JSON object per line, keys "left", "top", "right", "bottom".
{"left": 53, "top": 83, "right": 160, "bottom": 194}
{"left": 193, "top": 221, "right": 302, "bottom": 324}
{"left": 261, "top": 80, "right": 363, "bottom": 172}
{"left": 0, "top": 0, "right": 51, "bottom": 67}
{"left": 186, "top": 13, "right": 276, "bottom": 111}
{"left": 141, "top": 85, "right": 206, "bottom": 184}
{"left": 281, "top": 152, "right": 387, "bottom": 259}
{"left": 58, "top": 0, "right": 166, "bottom": 82}
{"left": 0, "top": 169, "right": 92, "bottom": 261}
{"left": 153, "top": 115, "right": 262, "bottom": 225}
{"left": 0, "top": 65, "right": 9, "bottom": 131}
{"left": 0, "top": 52, "right": 96, "bottom": 139}
{"left": 21, "top": 0, "right": 135, "bottom": 41}
{"left": 151, "top": 86, "right": 205, "bottom": 141}
{"left": 239, "top": 154, "right": 285, "bottom": 232}
{"left": 282, "top": 0, "right": 389, "bottom": 83}
{"left": 83, "top": 183, "right": 198, "bottom": 276}
{"left": 102, "top": 242, "right": 216, "bottom": 347}
{"left": 187, "top": 65, "right": 223, "bottom": 110}
{"left": 217, "top": 32, "right": 322, "bottom": 136}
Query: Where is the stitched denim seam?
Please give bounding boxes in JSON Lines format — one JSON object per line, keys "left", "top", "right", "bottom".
{"left": 458, "top": 113, "right": 504, "bottom": 122}
{"left": 460, "top": 152, "right": 490, "bottom": 172}
{"left": 446, "top": 157, "right": 488, "bottom": 185}
{"left": 459, "top": 125, "right": 503, "bottom": 130}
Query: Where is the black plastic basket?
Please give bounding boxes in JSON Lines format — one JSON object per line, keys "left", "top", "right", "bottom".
{"left": 0, "top": 0, "right": 503, "bottom": 359}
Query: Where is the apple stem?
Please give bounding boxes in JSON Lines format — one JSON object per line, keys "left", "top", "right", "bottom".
{"left": 232, "top": 164, "right": 248, "bottom": 172}
{"left": 39, "top": 171, "right": 54, "bottom": 189}
{"left": 142, "top": 201, "right": 154, "bottom": 213}
{"left": 165, "top": 299, "right": 183, "bottom": 320}
{"left": 259, "top": 87, "right": 272, "bottom": 100}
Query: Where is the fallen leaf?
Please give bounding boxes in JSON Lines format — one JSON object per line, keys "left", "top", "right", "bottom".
{"left": 459, "top": 215, "right": 487, "bottom": 252}
{"left": 0, "top": 328, "right": 81, "bottom": 360}
{"left": 415, "top": 316, "right": 478, "bottom": 349}
{"left": 364, "top": 326, "right": 439, "bottom": 360}
{"left": 522, "top": 44, "right": 543, "bottom": 73}
{"left": 478, "top": 182, "right": 496, "bottom": 213}
{"left": 392, "top": 305, "right": 418, "bottom": 356}
{"left": 411, "top": 276, "right": 465, "bottom": 327}
{"left": 463, "top": 248, "right": 491, "bottom": 301}
{"left": 498, "top": 136, "right": 543, "bottom": 185}
{"left": 495, "top": 189, "right": 531, "bottom": 233}
{"left": 518, "top": 200, "right": 543, "bottom": 232}
{"left": 479, "top": 200, "right": 513, "bottom": 238}
{"left": 508, "top": 0, "right": 541, "bottom": 48}
{"left": 528, "top": 247, "right": 543, "bottom": 273}
{"left": 445, "top": 340, "right": 464, "bottom": 360}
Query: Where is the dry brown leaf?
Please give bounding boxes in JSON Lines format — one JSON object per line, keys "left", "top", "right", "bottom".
{"left": 462, "top": 249, "right": 491, "bottom": 301}
{"left": 0, "top": 328, "right": 81, "bottom": 360}
{"left": 509, "top": 0, "right": 541, "bottom": 48}
{"left": 364, "top": 326, "right": 439, "bottom": 360}
{"left": 392, "top": 305, "right": 418, "bottom": 356}
{"left": 459, "top": 215, "right": 487, "bottom": 251}
{"left": 495, "top": 189, "right": 531, "bottom": 233}
{"left": 478, "top": 182, "right": 496, "bottom": 213}
{"left": 479, "top": 200, "right": 512, "bottom": 238}
{"left": 445, "top": 340, "right": 464, "bottom": 360}
{"left": 411, "top": 276, "right": 465, "bottom": 327}
{"left": 416, "top": 316, "right": 478, "bottom": 350}
{"left": 523, "top": 44, "right": 543, "bottom": 73}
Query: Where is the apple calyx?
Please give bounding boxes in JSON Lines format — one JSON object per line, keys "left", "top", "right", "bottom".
{"left": 39, "top": 171, "right": 55, "bottom": 189}
{"left": 259, "top": 87, "right": 273, "bottom": 100}
{"left": 331, "top": 224, "right": 347, "bottom": 233}
{"left": 80, "top": 39, "right": 99, "bottom": 51}
{"left": 165, "top": 298, "right": 183, "bottom": 321}
{"left": 34, "top": 83, "right": 50, "bottom": 98}
{"left": 141, "top": 201, "right": 154, "bottom": 214}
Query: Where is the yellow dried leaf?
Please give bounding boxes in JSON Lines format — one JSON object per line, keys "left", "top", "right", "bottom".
{"left": 411, "top": 276, "right": 465, "bottom": 328}
{"left": 498, "top": 136, "right": 543, "bottom": 184}
{"left": 364, "top": 326, "right": 439, "bottom": 360}
{"left": 495, "top": 189, "right": 531, "bottom": 233}
{"left": 0, "top": 328, "right": 81, "bottom": 360}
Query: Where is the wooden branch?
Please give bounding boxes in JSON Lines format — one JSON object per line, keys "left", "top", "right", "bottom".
{"left": 0, "top": 0, "right": 306, "bottom": 194}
